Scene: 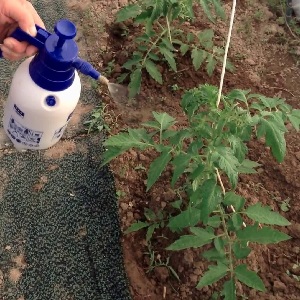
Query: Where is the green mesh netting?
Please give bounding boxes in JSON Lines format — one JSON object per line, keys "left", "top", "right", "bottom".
{"left": 0, "top": 1, "right": 131, "bottom": 299}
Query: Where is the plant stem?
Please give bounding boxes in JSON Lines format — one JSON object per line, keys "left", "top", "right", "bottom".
{"left": 216, "top": 0, "right": 237, "bottom": 108}
{"left": 216, "top": 168, "right": 234, "bottom": 277}
{"left": 142, "top": 29, "right": 167, "bottom": 66}
{"left": 166, "top": 14, "right": 173, "bottom": 45}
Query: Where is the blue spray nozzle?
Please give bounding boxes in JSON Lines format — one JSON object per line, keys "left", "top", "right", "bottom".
{"left": 0, "top": 19, "right": 103, "bottom": 91}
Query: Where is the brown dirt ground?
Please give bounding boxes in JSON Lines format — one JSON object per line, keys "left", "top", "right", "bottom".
{"left": 77, "top": 0, "right": 300, "bottom": 299}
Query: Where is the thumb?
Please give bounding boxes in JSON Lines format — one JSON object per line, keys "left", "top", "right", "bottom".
{"left": 6, "top": 1, "right": 37, "bottom": 36}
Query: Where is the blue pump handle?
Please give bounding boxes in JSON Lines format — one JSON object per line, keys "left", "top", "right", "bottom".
{"left": 0, "top": 20, "right": 102, "bottom": 84}
{"left": 0, "top": 25, "right": 50, "bottom": 58}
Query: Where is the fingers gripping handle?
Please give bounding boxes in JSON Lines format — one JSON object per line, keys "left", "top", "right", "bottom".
{"left": 0, "top": 25, "right": 50, "bottom": 58}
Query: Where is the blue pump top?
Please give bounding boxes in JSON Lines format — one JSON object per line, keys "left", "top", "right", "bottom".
{"left": 0, "top": 19, "right": 101, "bottom": 91}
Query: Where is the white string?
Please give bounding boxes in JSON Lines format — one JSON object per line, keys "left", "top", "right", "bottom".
{"left": 216, "top": 0, "right": 237, "bottom": 107}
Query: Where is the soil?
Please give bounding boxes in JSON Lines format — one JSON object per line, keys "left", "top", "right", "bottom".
{"left": 75, "top": 0, "right": 300, "bottom": 299}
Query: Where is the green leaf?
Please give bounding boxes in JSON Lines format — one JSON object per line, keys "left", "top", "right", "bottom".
{"left": 159, "top": 46, "right": 177, "bottom": 71}
{"left": 123, "top": 55, "right": 142, "bottom": 70}
{"left": 199, "top": 179, "right": 222, "bottom": 223}
{"left": 235, "top": 264, "right": 266, "bottom": 292}
{"left": 224, "top": 192, "right": 245, "bottom": 212}
{"left": 244, "top": 203, "right": 290, "bottom": 226}
{"left": 196, "top": 263, "right": 228, "bottom": 288}
{"left": 227, "top": 89, "right": 249, "bottom": 103}
{"left": 190, "top": 227, "right": 216, "bottom": 239}
{"left": 202, "top": 248, "right": 227, "bottom": 263}
{"left": 236, "top": 225, "right": 291, "bottom": 244}
{"left": 148, "top": 52, "right": 160, "bottom": 61}
{"left": 288, "top": 109, "right": 300, "bottom": 131}
{"left": 191, "top": 48, "right": 207, "bottom": 71}
{"left": 199, "top": 0, "right": 215, "bottom": 22}
{"left": 212, "top": 0, "right": 226, "bottom": 20}
{"left": 145, "top": 59, "right": 163, "bottom": 84}
{"left": 116, "top": 4, "right": 142, "bottom": 22}
{"left": 232, "top": 241, "right": 251, "bottom": 259}
{"left": 102, "top": 146, "right": 128, "bottom": 165}
{"left": 171, "top": 153, "right": 191, "bottom": 187}
{"left": 146, "top": 224, "right": 159, "bottom": 242}
{"left": 213, "top": 147, "right": 239, "bottom": 188}
{"left": 230, "top": 214, "right": 243, "bottom": 231}
{"left": 152, "top": 111, "right": 176, "bottom": 130}
{"left": 198, "top": 29, "right": 214, "bottom": 49}
{"left": 129, "top": 68, "right": 142, "bottom": 98}
{"left": 207, "top": 216, "right": 222, "bottom": 228}
{"left": 238, "top": 159, "right": 261, "bottom": 174}
{"left": 167, "top": 235, "right": 212, "bottom": 251}
{"left": 117, "top": 72, "right": 129, "bottom": 83}
{"left": 180, "top": 43, "right": 190, "bottom": 55}
{"left": 167, "top": 208, "right": 201, "bottom": 232}
{"left": 228, "top": 136, "right": 248, "bottom": 162}
{"left": 222, "top": 279, "right": 236, "bottom": 300}
{"left": 147, "top": 150, "right": 172, "bottom": 191}
{"left": 259, "top": 118, "right": 286, "bottom": 162}
{"left": 206, "top": 54, "right": 217, "bottom": 76}
{"left": 124, "top": 221, "right": 149, "bottom": 234}
{"left": 104, "top": 128, "right": 151, "bottom": 149}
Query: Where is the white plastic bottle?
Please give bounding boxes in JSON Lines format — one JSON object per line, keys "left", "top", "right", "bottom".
{"left": 1, "top": 19, "right": 101, "bottom": 150}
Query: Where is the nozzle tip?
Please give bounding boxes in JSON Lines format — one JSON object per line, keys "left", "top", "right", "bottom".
{"left": 99, "top": 76, "right": 109, "bottom": 86}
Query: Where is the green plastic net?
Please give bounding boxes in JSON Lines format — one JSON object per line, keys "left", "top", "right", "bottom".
{"left": 0, "top": 1, "right": 131, "bottom": 299}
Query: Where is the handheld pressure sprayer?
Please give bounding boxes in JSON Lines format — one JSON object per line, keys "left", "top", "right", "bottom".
{"left": 0, "top": 19, "right": 125, "bottom": 150}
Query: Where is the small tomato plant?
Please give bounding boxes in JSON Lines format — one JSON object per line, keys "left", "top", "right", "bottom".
{"left": 116, "top": 0, "right": 232, "bottom": 98}
{"left": 102, "top": 85, "right": 300, "bottom": 297}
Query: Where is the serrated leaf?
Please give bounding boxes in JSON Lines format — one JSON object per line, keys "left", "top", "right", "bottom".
{"left": 238, "top": 159, "right": 261, "bottom": 174}
{"left": 199, "top": 0, "right": 215, "bottom": 22}
{"left": 166, "top": 234, "right": 213, "bottom": 251}
{"left": 236, "top": 225, "right": 291, "bottom": 244}
{"left": 199, "top": 179, "right": 222, "bottom": 223}
{"left": 150, "top": 0, "right": 164, "bottom": 22}
{"left": 116, "top": 4, "right": 142, "bottom": 22}
{"left": 244, "top": 203, "right": 290, "bottom": 226}
{"left": 190, "top": 227, "right": 216, "bottom": 239}
{"left": 159, "top": 46, "right": 177, "bottom": 71}
{"left": 259, "top": 118, "right": 286, "bottom": 162}
{"left": 145, "top": 59, "right": 163, "bottom": 84}
{"left": 146, "top": 224, "right": 159, "bottom": 242}
{"left": 161, "top": 38, "right": 175, "bottom": 51}
{"left": 227, "top": 89, "right": 250, "bottom": 103}
{"left": 212, "top": 0, "right": 226, "bottom": 20}
{"left": 167, "top": 208, "right": 201, "bottom": 232}
{"left": 198, "top": 29, "right": 214, "bottom": 49}
{"left": 196, "top": 263, "right": 228, "bottom": 288}
{"left": 123, "top": 55, "right": 142, "bottom": 70}
{"left": 191, "top": 48, "right": 207, "bottom": 71}
{"left": 124, "top": 221, "right": 149, "bottom": 234}
{"left": 232, "top": 241, "right": 251, "bottom": 259}
{"left": 129, "top": 68, "right": 142, "bottom": 98}
{"left": 147, "top": 150, "right": 172, "bottom": 191}
{"left": 207, "top": 54, "right": 217, "bottom": 77}
{"left": 222, "top": 279, "right": 236, "bottom": 300}
{"left": 230, "top": 214, "right": 243, "bottom": 231}
{"left": 202, "top": 248, "right": 227, "bottom": 263}
{"left": 117, "top": 73, "right": 129, "bottom": 83}
{"left": 102, "top": 146, "right": 129, "bottom": 165}
{"left": 224, "top": 192, "right": 245, "bottom": 212}
{"left": 214, "top": 147, "right": 239, "bottom": 188}
{"left": 235, "top": 264, "right": 266, "bottom": 292}
{"left": 104, "top": 128, "right": 151, "bottom": 149}
{"left": 228, "top": 136, "right": 248, "bottom": 162}
{"left": 207, "top": 216, "right": 222, "bottom": 228}
{"left": 152, "top": 112, "right": 176, "bottom": 130}
{"left": 142, "top": 120, "right": 161, "bottom": 130}
{"left": 288, "top": 109, "right": 300, "bottom": 131}
{"left": 148, "top": 52, "right": 160, "bottom": 61}
{"left": 171, "top": 153, "right": 191, "bottom": 187}
{"left": 180, "top": 43, "right": 190, "bottom": 55}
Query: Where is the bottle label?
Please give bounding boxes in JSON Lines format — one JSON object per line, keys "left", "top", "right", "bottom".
{"left": 14, "top": 104, "right": 25, "bottom": 118}
{"left": 7, "top": 116, "right": 43, "bottom": 148}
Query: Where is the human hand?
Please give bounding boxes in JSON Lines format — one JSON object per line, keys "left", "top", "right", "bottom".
{"left": 0, "top": 0, "right": 44, "bottom": 61}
